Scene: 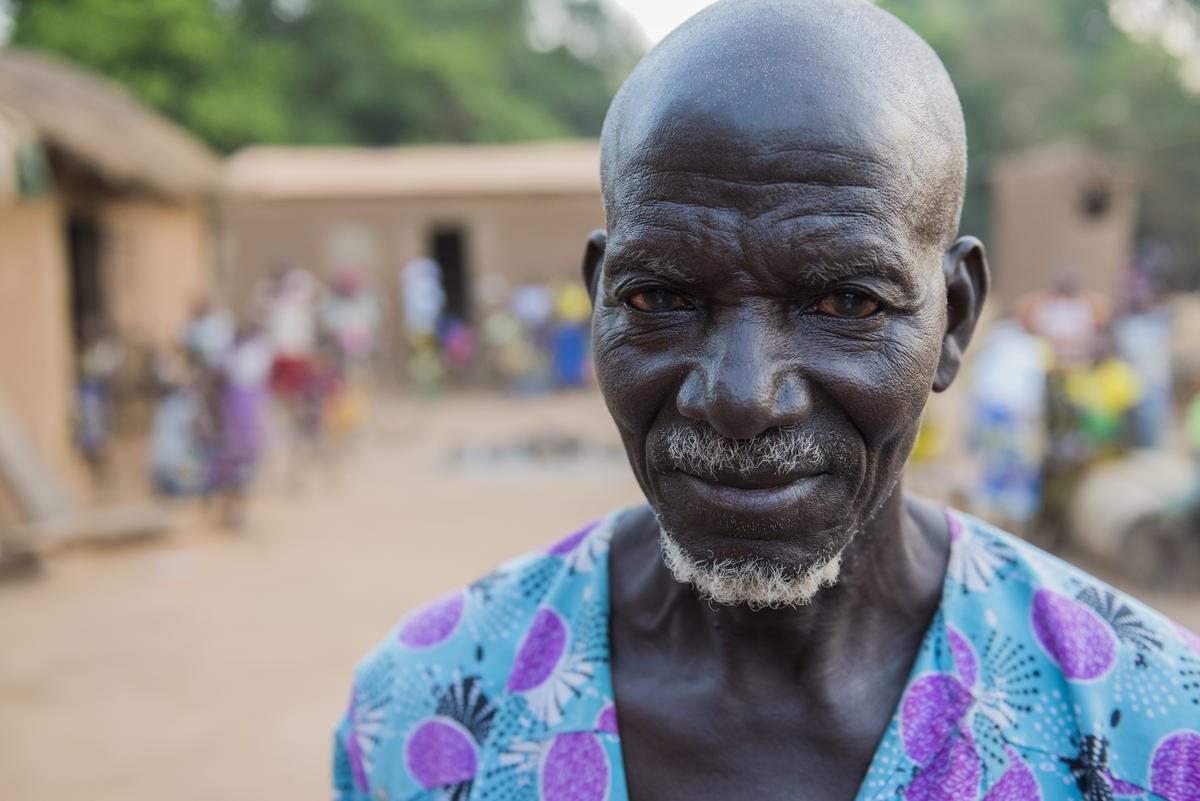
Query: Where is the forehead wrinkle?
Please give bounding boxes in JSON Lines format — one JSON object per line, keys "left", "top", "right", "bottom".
{"left": 614, "top": 145, "right": 901, "bottom": 195}
{"left": 606, "top": 147, "right": 914, "bottom": 238}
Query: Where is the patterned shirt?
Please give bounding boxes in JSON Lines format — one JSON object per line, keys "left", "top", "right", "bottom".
{"left": 333, "top": 508, "right": 1200, "bottom": 801}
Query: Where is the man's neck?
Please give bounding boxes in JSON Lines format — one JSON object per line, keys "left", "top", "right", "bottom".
{"left": 609, "top": 488, "right": 952, "bottom": 690}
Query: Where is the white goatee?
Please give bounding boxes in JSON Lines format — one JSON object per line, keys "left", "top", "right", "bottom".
{"left": 658, "top": 529, "right": 844, "bottom": 611}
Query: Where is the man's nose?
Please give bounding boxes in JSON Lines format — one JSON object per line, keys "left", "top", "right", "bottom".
{"left": 675, "top": 314, "right": 812, "bottom": 440}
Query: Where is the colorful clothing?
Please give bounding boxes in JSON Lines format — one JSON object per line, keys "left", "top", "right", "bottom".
{"left": 333, "top": 508, "right": 1200, "bottom": 801}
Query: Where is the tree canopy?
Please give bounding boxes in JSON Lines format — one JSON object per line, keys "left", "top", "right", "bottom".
{"left": 9, "top": 0, "right": 1200, "bottom": 284}
{"left": 880, "top": 0, "right": 1200, "bottom": 285}
{"left": 8, "top": 0, "right": 642, "bottom": 152}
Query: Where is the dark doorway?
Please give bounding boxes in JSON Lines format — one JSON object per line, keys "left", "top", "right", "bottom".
{"left": 430, "top": 225, "right": 470, "bottom": 321}
{"left": 67, "top": 214, "right": 104, "bottom": 351}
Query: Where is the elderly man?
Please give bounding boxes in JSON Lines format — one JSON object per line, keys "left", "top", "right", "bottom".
{"left": 333, "top": 2, "right": 1200, "bottom": 799}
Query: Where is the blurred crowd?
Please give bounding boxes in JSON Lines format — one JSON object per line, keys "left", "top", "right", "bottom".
{"left": 961, "top": 260, "right": 1200, "bottom": 544}
{"left": 70, "top": 250, "right": 1200, "bottom": 543}
{"left": 402, "top": 259, "right": 593, "bottom": 395}
{"left": 69, "top": 260, "right": 595, "bottom": 527}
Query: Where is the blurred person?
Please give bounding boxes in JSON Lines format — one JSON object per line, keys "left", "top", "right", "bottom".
{"left": 509, "top": 283, "right": 554, "bottom": 392}
{"left": 320, "top": 266, "right": 380, "bottom": 434}
{"left": 262, "top": 267, "right": 330, "bottom": 478}
{"left": 210, "top": 319, "right": 274, "bottom": 528}
{"left": 74, "top": 314, "right": 124, "bottom": 478}
{"left": 438, "top": 315, "right": 477, "bottom": 376}
{"left": 321, "top": 266, "right": 381, "bottom": 368}
{"left": 550, "top": 283, "right": 592, "bottom": 388}
{"left": 149, "top": 350, "right": 207, "bottom": 496}
{"left": 266, "top": 267, "right": 321, "bottom": 401}
{"left": 967, "top": 313, "right": 1048, "bottom": 532}
{"left": 1017, "top": 264, "right": 1109, "bottom": 373}
{"left": 183, "top": 295, "right": 234, "bottom": 369}
{"left": 334, "top": 4, "right": 1200, "bottom": 800}
{"left": 481, "top": 305, "right": 530, "bottom": 389}
{"left": 1018, "top": 267, "right": 1111, "bottom": 540}
{"left": 1114, "top": 289, "right": 1173, "bottom": 448}
{"left": 400, "top": 257, "right": 446, "bottom": 394}
{"left": 1064, "top": 330, "right": 1143, "bottom": 463}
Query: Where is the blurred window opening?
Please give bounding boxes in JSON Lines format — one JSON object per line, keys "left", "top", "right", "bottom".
{"left": 67, "top": 214, "right": 104, "bottom": 351}
{"left": 431, "top": 225, "right": 470, "bottom": 322}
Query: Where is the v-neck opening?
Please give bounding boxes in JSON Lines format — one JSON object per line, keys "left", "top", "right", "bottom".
{"left": 598, "top": 504, "right": 963, "bottom": 801}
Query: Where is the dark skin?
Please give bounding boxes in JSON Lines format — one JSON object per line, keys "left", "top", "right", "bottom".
{"left": 581, "top": 1, "right": 990, "bottom": 798}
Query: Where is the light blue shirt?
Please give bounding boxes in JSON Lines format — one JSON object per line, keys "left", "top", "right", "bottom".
{"left": 333, "top": 508, "right": 1200, "bottom": 801}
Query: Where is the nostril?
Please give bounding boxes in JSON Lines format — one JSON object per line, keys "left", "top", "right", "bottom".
{"left": 773, "top": 372, "right": 813, "bottom": 420}
{"left": 675, "top": 369, "right": 708, "bottom": 422}
{"left": 676, "top": 363, "right": 811, "bottom": 440}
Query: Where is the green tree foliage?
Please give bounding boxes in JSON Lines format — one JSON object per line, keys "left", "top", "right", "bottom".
{"left": 881, "top": 0, "right": 1200, "bottom": 285}
{"left": 9, "top": 0, "right": 641, "bottom": 152}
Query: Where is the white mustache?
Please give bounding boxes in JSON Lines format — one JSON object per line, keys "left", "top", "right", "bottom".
{"left": 663, "top": 423, "right": 826, "bottom": 479}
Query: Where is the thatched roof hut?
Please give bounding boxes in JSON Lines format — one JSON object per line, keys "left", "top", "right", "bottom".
{"left": 0, "top": 48, "right": 218, "bottom": 198}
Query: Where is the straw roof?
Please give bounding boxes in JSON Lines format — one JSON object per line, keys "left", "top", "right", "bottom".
{"left": 0, "top": 48, "right": 219, "bottom": 198}
{"left": 223, "top": 141, "right": 601, "bottom": 200}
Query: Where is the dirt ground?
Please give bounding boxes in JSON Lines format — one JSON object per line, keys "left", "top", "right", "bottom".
{"left": 1, "top": 390, "right": 1196, "bottom": 801}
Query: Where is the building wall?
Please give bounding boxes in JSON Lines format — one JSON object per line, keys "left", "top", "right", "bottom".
{"left": 990, "top": 144, "right": 1137, "bottom": 307}
{"left": 220, "top": 192, "right": 603, "bottom": 313}
{"left": 100, "top": 199, "right": 213, "bottom": 350}
{"left": 220, "top": 191, "right": 603, "bottom": 375}
{"left": 0, "top": 196, "right": 86, "bottom": 500}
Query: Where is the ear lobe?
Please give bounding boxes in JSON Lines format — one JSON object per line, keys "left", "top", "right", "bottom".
{"left": 933, "top": 235, "right": 990, "bottom": 393}
{"left": 582, "top": 229, "right": 607, "bottom": 303}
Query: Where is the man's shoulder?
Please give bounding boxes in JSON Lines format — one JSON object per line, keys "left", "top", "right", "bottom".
{"left": 948, "top": 507, "right": 1192, "bottom": 647}
{"left": 352, "top": 511, "right": 622, "bottom": 689}
{"left": 335, "top": 511, "right": 626, "bottom": 800}
{"left": 940, "top": 508, "right": 1200, "bottom": 794}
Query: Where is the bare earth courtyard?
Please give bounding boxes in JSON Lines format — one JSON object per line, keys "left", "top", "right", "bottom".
{"left": 1, "top": 391, "right": 1196, "bottom": 801}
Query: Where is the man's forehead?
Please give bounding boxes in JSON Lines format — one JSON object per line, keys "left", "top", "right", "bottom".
{"left": 600, "top": 0, "right": 966, "bottom": 251}
{"left": 603, "top": 125, "right": 936, "bottom": 277}
{"left": 607, "top": 124, "right": 918, "bottom": 215}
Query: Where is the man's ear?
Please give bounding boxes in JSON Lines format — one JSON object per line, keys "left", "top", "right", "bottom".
{"left": 933, "top": 236, "right": 990, "bottom": 393}
{"left": 582, "top": 229, "right": 606, "bottom": 303}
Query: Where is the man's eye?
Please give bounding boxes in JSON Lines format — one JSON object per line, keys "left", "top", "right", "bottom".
{"left": 627, "top": 288, "right": 691, "bottom": 312}
{"left": 812, "top": 292, "right": 881, "bottom": 318}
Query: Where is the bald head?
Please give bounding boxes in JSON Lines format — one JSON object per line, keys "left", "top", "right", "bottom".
{"left": 601, "top": 0, "right": 967, "bottom": 249}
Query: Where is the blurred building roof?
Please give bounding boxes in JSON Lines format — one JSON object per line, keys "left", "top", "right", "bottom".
{"left": 0, "top": 48, "right": 219, "bottom": 198}
{"left": 222, "top": 141, "right": 601, "bottom": 199}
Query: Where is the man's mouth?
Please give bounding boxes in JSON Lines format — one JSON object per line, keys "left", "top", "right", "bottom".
{"left": 671, "top": 468, "right": 828, "bottom": 520}
{"left": 680, "top": 466, "right": 820, "bottom": 491}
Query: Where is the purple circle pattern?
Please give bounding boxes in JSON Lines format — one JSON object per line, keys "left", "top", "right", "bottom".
{"left": 405, "top": 717, "right": 478, "bottom": 790}
{"left": 905, "top": 736, "right": 981, "bottom": 801}
{"left": 540, "top": 732, "right": 609, "bottom": 801}
{"left": 1030, "top": 589, "right": 1117, "bottom": 681}
{"left": 397, "top": 589, "right": 467, "bottom": 649}
{"left": 507, "top": 607, "right": 568, "bottom": 692}
{"left": 1150, "top": 730, "right": 1200, "bottom": 801}
{"left": 901, "top": 673, "right": 974, "bottom": 766}
{"left": 948, "top": 625, "right": 979, "bottom": 688}
{"left": 547, "top": 521, "right": 597, "bottom": 556}
{"left": 1109, "top": 775, "right": 1147, "bottom": 798}
{"left": 982, "top": 747, "right": 1039, "bottom": 801}
{"left": 595, "top": 705, "right": 618, "bottom": 735}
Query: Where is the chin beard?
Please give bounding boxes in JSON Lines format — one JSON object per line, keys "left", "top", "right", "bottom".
{"left": 658, "top": 528, "right": 844, "bottom": 611}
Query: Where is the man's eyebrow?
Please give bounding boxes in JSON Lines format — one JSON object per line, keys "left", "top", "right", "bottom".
{"left": 796, "top": 256, "right": 921, "bottom": 294}
{"left": 602, "top": 250, "right": 695, "bottom": 285}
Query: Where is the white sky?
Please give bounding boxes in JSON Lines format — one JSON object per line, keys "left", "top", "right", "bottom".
{"left": 607, "top": 0, "right": 719, "bottom": 45}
